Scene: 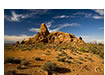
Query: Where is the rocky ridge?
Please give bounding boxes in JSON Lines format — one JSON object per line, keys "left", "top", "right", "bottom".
{"left": 17, "top": 23, "right": 84, "bottom": 44}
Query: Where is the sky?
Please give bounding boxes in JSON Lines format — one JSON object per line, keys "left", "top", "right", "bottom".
{"left": 4, "top": 9, "right": 104, "bottom": 43}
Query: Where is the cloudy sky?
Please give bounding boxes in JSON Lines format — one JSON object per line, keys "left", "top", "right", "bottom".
{"left": 4, "top": 9, "right": 104, "bottom": 43}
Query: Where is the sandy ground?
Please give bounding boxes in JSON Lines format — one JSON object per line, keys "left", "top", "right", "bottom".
{"left": 4, "top": 49, "right": 104, "bottom": 75}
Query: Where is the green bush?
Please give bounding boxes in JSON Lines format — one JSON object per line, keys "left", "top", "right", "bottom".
{"left": 21, "top": 60, "right": 29, "bottom": 66}
{"left": 57, "top": 57, "right": 66, "bottom": 62}
{"left": 21, "top": 47, "right": 31, "bottom": 51}
{"left": 79, "top": 57, "right": 87, "bottom": 62}
{"left": 61, "top": 51, "right": 67, "bottom": 55}
{"left": 58, "top": 51, "right": 67, "bottom": 56}
{"left": 72, "top": 53, "right": 76, "bottom": 55}
{"left": 98, "top": 43, "right": 104, "bottom": 46}
{"left": 99, "top": 51, "right": 104, "bottom": 58}
{"left": 4, "top": 57, "right": 21, "bottom": 64}
{"left": 67, "top": 56, "right": 73, "bottom": 59}
{"left": 85, "top": 57, "right": 93, "bottom": 62}
{"left": 66, "top": 60, "right": 71, "bottom": 63}
{"left": 47, "top": 50, "right": 50, "bottom": 53}
{"left": 79, "top": 48, "right": 88, "bottom": 52}
{"left": 42, "top": 61, "right": 56, "bottom": 73}
{"left": 87, "top": 43, "right": 104, "bottom": 59}
{"left": 33, "top": 57, "right": 42, "bottom": 61}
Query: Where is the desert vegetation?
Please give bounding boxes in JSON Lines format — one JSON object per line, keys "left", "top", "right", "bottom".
{"left": 4, "top": 42, "right": 104, "bottom": 75}
{"left": 4, "top": 23, "right": 104, "bottom": 75}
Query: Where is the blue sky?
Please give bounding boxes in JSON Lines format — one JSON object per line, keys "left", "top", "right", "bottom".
{"left": 4, "top": 9, "right": 104, "bottom": 43}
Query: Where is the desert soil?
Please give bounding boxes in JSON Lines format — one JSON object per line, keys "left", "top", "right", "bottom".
{"left": 4, "top": 48, "right": 104, "bottom": 75}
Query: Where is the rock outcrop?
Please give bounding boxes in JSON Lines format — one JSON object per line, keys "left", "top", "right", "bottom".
{"left": 20, "top": 23, "right": 84, "bottom": 44}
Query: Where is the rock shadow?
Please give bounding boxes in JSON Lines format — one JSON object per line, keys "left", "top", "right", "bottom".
{"left": 56, "top": 67, "right": 71, "bottom": 73}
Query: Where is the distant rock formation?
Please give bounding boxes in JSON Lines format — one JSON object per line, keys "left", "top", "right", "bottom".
{"left": 16, "top": 41, "right": 19, "bottom": 44}
{"left": 19, "top": 23, "right": 84, "bottom": 44}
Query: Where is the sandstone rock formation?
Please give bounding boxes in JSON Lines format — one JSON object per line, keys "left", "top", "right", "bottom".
{"left": 18, "top": 23, "right": 84, "bottom": 44}
{"left": 16, "top": 41, "right": 19, "bottom": 44}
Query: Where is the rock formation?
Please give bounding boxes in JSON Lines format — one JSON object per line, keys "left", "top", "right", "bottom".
{"left": 20, "top": 23, "right": 84, "bottom": 44}
{"left": 16, "top": 41, "right": 19, "bottom": 44}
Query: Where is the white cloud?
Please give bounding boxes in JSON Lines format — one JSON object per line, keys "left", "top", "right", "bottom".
{"left": 29, "top": 20, "right": 79, "bottom": 33}
{"left": 73, "top": 12, "right": 92, "bottom": 17}
{"left": 29, "top": 20, "right": 54, "bottom": 32}
{"left": 78, "top": 35, "right": 104, "bottom": 43}
{"left": 73, "top": 11, "right": 104, "bottom": 19}
{"left": 96, "top": 40, "right": 104, "bottom": 42}
{"left": 46, "top": 20, "right": 53, "bottom": 28}
{"left": 54, "top": 15, "right": 69, "bottom": 19}
{"left": 4, "top": 34, "right": 33, "bottom": 43}
{"left": 49, "top": 27, "right": 62, "bottom": 32}
{"left": 29, "top": 28, "right": 40, "bottom": 32}
{"left": 5, "top": 10, "right": 49, "bottom": 22}
{"left": 5, "top": 11, "right": 30, "bottom": 22}
{"left": 92, "top": 15, "right": 104, "bottom": 19}
{"left": 92, "top": 9, "right": 104, "bottom": 15}
{"left": 48, "top": 23, "right": 79, "bottom": 32}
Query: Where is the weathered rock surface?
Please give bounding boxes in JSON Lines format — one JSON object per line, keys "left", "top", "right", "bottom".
{"left": 18, "top": 23, "right": 84, "bottom": 44}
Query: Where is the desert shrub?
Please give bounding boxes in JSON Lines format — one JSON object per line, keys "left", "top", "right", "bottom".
{"left": 84, "top": 57, "right": 94, "bottom": 62}
{"left": 34, "top": 43, "right": 46, "bottom": 50}
{"left": 42, "top": 61, "right": 56, "bottom": 74}
{"left": 99, "top": 51, "right": 104, "bottom": 58}
{"left": 87, "top": 43, "right": 104, "bottom": 57}
{"left": 72, "top": 53, "right": 76, "bottom": 55}
{"left": 73, "top": 59, "right": 82, "bottom": 64}
{"left": 65, "top": 60, "right": 71, "bottom": 63}
{"left": 78, "top": 52, "right": 82, "bottom": 55}
{"left": 4, "top": 45, "right": 14, "bottom": 50}
{"left": 56, "top": 56, "right": 59, "bottom": 58}
{"left": 16, "top": 64, "right": 22, "bottom": 69}
{"left": 45, "top": 52, "right": 51, "bottom": 55}
{"left": 77, "top": 61, "right": 82, "bottom": 64}
{"left": 79, "top": 57, "right": 87, "bottom": 62}
{"left": 102, "top": 61, "right": 104, "bottom": 64}
{"left": 33, "top": 57, "right": 42, "bottom": 61}
{"left": 88, "top": 46, "right": 99, "bottom": 54}
{"left": 67, "top": 56, "right": 73, "bottom": 59}
{"left": 59, "top": 49, "right": 63, "bottom": 51}
{"left": 4, "top": 57, "right": 21, "bottom": 64}
{"left": 47, "top": 50, "right": 50, "bottom": 53}
{"left": 21, "top": 60, "right": 29, "bottom": 66}
{"left": 45, "top": 44, "right": 52, "bottom": 49}
{"left": 4, "top": 70, "right": 16, "bottom": 75}
{"left": 61, "top": 51, "right": 67, "bottom": 56}
{"left": 57, "top": 57, "right": 66, "bottom": 62}
{"left": 58, "top": 54, "right": 63, "bottom": 56}
{"left": 21, "top": 47, "right": 31, "bottom": 51}
{"left": 55, "top": 45, "right": 62, "bottom": 49}
{"left": 79, "top": 48, "right": 88, "bottom": 52}
{"left": 98, "top": 43, "right": 104, "bottom": 46}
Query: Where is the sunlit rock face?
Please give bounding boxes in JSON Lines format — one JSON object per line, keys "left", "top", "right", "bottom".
{"left": 40, "top": 23, "right": 50, "bottom": 37}
{"left": 19, "top": 23, "right": 84, "bottom": 44}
